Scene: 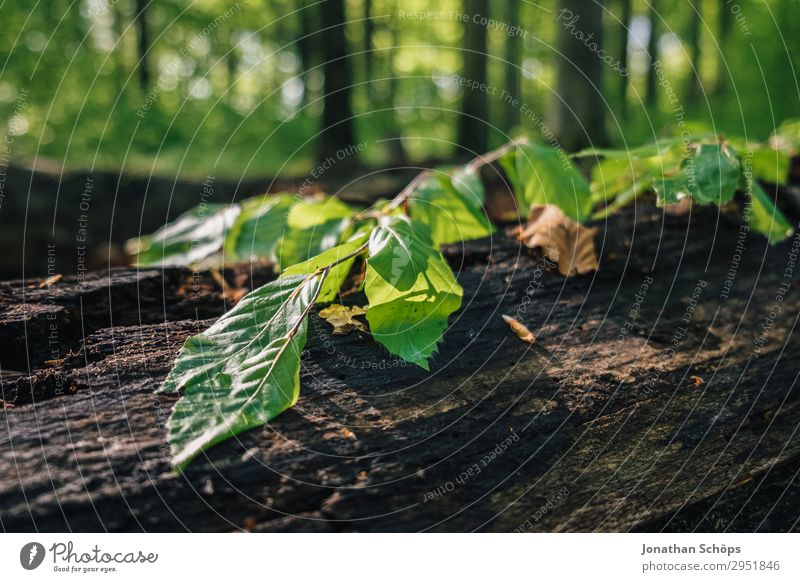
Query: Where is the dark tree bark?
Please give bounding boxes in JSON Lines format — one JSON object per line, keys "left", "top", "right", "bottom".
{"left": 645, "top": 0, "right": 659, "bottom": 106}
{"left": 457, "top": 0, "right": 490, "bottom": 154}
{"left": 684, "top": 0, "right": 703, "bottom": 103}
{"left": 502, "top": 0, "right": 522, "bottom": 133}
{"left": 3, "top": 198, "right": 800, "bottom": 532}
{"left": 320, "top": 0, "right": 356, "bottom": 162}
{"left": 550, "top": 0, "right": 609, "bottom": 151}
{"left": 618, "top": 0, "right": 632, "bottom": 119}
{"left": 134, "top": 0, "right": 150, "bottom": 92}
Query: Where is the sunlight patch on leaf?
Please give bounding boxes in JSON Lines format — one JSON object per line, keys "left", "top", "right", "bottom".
{"left": 163, "top": 274, "right": 321, "bottom": 470}
{"left": 364, "top": 215, "right": 462, "bottom": 370}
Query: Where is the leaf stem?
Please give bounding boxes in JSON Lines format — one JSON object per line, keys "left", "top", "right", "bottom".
{"left": 465, "top": 138, "right": 527, "bottom": 173}
{"left": 383, "top": 138, "right": 527, "bottom": 214}
{"left": 384, "top": 169, "right": 434, "bottom": 211}
{"left": 306, "top": 239, "right": 371, "bottom": 281}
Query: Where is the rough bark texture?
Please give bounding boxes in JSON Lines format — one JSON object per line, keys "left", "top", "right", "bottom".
{"left": 1, "top": 193, "right": 800, "bottom": 532}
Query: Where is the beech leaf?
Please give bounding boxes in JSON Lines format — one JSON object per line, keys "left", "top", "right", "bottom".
{"left": 364, "top": 215, "right": 462, "bottom": 370}
{"left": 163, "top": 274, "right": 322, "bottom": 470}
{"left": 515, "top": 205, "right": 598, "bottom": 277}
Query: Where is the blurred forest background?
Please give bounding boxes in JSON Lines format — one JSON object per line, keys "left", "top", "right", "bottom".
{"left": 1, "top": 0, "right": 799, "bottom": 180}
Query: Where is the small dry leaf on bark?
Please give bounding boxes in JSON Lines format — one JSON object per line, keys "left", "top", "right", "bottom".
{"left": 502, "top": 315, "right": 536, "bottom": 344}
{"left": 210, "top": 269, "right": 248, "bottom": 302}
{"left": 319, "top": 304, "right": 368, "bottom": 335}
{"left": 513, "top": 205, "right": 598, "bottom": 277}
{"left": 39, "top": 274, "right": 63, "bottom": 288}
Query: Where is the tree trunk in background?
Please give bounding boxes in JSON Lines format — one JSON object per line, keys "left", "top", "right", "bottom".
{"left": 364, "top": 0, "right": 374, "bottom": 93}
{"left": 551, "top": 0, "right": 609, "bottom": 151}
{"left": 645, "top": 0, "right": 659, "bottom": 106}
{"left": 618, "top": 0, "right": 632, "bottom": 120}
{"left": 319, "top": 0, "right": 356, "bottom": 162}
{"left": 381, "top": 6, "right": 407, "bottom": 164}
{"left": 134, "top": 0, "right": 150, "bottom": 92}
{"left": 457, "top": 0, "right": 490, "bottom": 155}
{"left": 297, "top": 1, "right": 316, "bottom": 106}
{"left": 713, "top": 1, "right": 732, "bottom": 96}
{"left": 226, "top": 29, "right": 239, "bottom": 103}
{"left": 685, "top": 0, "right": 702, "bottom": 103}
{"left": 502, "top": 0, "right": 522, "bottom": 133}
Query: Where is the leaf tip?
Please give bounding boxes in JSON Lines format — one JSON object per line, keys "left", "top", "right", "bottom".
{"left": 502, "top": 315, "right": 536, "bottom": 344}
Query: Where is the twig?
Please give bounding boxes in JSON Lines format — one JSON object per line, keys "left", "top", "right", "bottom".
{"left": 465, "top": 138, "right": 527, "bottom": 173}
{"left": 384, "top": 138, "right": 526, "bottom": 214}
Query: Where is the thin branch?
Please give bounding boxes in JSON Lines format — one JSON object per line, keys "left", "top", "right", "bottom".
{"left": 466, "top": 138, "right": 527, "bottom": 173}
{"left": 384, "top": 169, "right": 434, "bottom": 211}
{"left": 384, "top": 138, "right": 527, "bottom": 213}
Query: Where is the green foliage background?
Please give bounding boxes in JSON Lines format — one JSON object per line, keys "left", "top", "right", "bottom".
{"left": 1, "top": 0, "right": 799, "bottom": 179}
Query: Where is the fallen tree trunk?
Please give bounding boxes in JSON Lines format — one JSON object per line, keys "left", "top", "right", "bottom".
{"left": 1, "top": 201, "right": 799, "bottom": 532}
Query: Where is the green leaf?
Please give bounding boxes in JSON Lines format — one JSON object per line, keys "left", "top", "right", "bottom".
{"left": 408, "top": 167, "right": 494, "bottom": 245}
{"left": 655, "top": 143, "right": 741, "bottom": 206}
{"left": 278, "top": 196, "right": 352, "bottom": 269}
{"left": 281, "top": 231, "right": 369, "bottom": 303}
{"left": 127, "top": 204, "right": 240, "bottom": 267}
{"left": 500, "top": 143, "right": 592, "bottom": 222}
{"left": 590, "top": 157, "right": 639, "bottom": 204}
{"left": 224, "top": 194, "right": 295, "bottom": 263}
{"left": 749, "top": 147, "right": 789, "bottom": 186}
{"left": 748, "top": 182, "right": 794, "bottom": 244}
{"left": 450, "top": 165, "right": 485, "bottom": 205}
{"left": 772, "top": 117, "right": 800, "bottom": 150}
{"left": 164, "top": 274, "right": 322, "bottom": 470}
{"left": 685, "top": 143, "right": 741, "bottom": 205}
{"left": 364, "top": 215, "right": 463, "bottom": 369}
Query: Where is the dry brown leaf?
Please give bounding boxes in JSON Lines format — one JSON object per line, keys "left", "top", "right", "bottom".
{"left": 210, "top": 269, "right": 248, "bottom": 302}
{"left": 502, "top": 315, "right": 536, "bottom": 344}
{"left": 515, "top": 205, "right": 598, "bottom": 277}
{"left": 319, "top": 304, "right": 367, "bottom": 335}
{"left": 39, "top": 274, "right": 62, "bottom": 288}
